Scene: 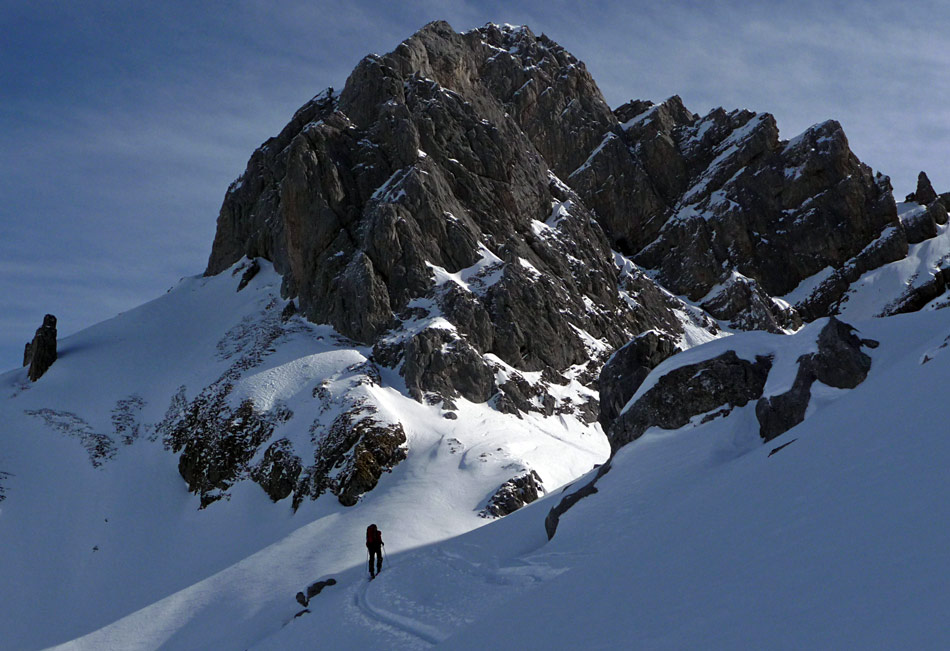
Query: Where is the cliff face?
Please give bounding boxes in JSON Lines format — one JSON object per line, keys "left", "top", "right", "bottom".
{"left": 202, "top": 20, "right": 947, "bottom": 507}
{"left": 207, "top": 22, "right": 714, "bottom": 418}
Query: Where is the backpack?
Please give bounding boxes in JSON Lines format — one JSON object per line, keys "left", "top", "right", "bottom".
{"left": 366, "top": 524, "right": 381, "bottom": 546}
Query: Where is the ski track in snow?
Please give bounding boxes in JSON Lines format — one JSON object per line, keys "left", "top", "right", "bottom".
{"left": 350, "top": 567, "right": 442, "bottom": 648}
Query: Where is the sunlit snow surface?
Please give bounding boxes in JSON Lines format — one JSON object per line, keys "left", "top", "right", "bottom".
{"left": 2, "top": 263, "right": 949, "bottom": 649}
{"left": 0, "top": 262, "right": 606, "bottom": 650}
{"left": 267, "top": 309, "right": 950, "bottom": 650}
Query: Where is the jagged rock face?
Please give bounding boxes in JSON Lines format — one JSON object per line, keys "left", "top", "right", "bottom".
{"left": 250, "top": 438, "right": 303, "bottom": 502}
{"left": 304, "top": 400, "right": 408, "bottom": 507}
{"left": 756, "top": 318, "right": 872, "bottom": 441}
{"left": 701, "top": 273, "right": 802, "bottom": 333}
{"left": 206, "top": 21, "right": 702, "bottom": 416}
{"left": 152, "top": 287, "right": 408, "bottom": 509}
{"left": 26, "top": 314, "right": 57, "bottom": 382}
{"left": 608, "top": 351, "right": 773, "bottom": 452}
{"left": 881, "top": 263, "right": 950, "bottom": 316}
{"left": 170, "top": 397, "right": 292, "bottom": 508}
{"left": 578, "top": 104, "right": 899, "bottom": 310}
{"left": 793, "top": 224, "right": 909, "bottom": 321}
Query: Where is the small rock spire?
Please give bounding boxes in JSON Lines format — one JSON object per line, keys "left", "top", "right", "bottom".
{"left": 906, "top": 171, "right": 938, "bottom": 204}
{"left": 26, "top": 314, "right": 57, "bottom": 382}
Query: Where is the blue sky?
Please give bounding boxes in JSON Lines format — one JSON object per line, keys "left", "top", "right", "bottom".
{"left": 2, "top": 1, "right": 948, "bottom": 367}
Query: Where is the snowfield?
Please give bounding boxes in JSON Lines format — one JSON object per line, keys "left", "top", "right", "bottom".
{"left": 2, "top": 262, "right": 949, "bottom": 649}
{"left": 0, "top": 262, "right": 607, "bottom": 649}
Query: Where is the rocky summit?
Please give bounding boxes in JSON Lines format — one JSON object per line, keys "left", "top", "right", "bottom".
{"left": 194, "top": 20, "right": 950, "bottom": 508}
{"left": 6, "top": 20, "right": 950, "bottom": 650}
{"left": 206, "top": 21, "right": 718, "bottom": 423}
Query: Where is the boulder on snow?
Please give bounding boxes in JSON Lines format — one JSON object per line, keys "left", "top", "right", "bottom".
{"left": 25, "top": 314, "right": 57, "bottom": 382}
{"left": 482, "top": 470, "right": 545, "bottom": 517}
{"left": 295, "top": 577, "right": 337, "bottom": 607}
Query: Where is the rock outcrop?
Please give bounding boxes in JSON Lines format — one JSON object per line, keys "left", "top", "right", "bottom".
{"left": 756, "top": 318, "right": 872, "bottom": 441}
{"left": 25, "top": 314, "right": 57, "bottom": 382}
{"left": 598, "top": 330, "right": 680, "bottom": 431}
{"left": 700, "top": 273, "right": 802, "bottom": 333}
{"left": 482, "top": 470, "right": 544, "bottom": 517}
{"left": 605, "top": 317, "right": 874, "bottom": 450}
{"left": 608, "top": 350, "right": 773, "bottom": 452}
{"left": 575, "top": 106, "right": 900, "bottom": 323}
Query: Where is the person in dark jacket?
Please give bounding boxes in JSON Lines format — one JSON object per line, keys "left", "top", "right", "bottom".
{"left": 366, "top": 524, "right": 384, "bottom": 578}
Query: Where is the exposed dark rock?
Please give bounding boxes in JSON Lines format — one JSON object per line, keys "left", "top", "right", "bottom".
{"left": 281, "top": 300, "right": 298, "bottom": 322}
{"left": 153, "top": 300, "right": 324, "bottom": 507}
{"left": 756, "top": 318, "right": 871, "bottom": 441}
{"left": 236, "top": 258, "right": 261, "bottom": 291}
{"left": 399, "top": 328, "right": 495, "bottom": 403}
{"left": 296, "top": 578, "right": 337, "bottom": 607}
{"left": 598, "top": 330, "right": 680, "bottom": 431}
{"left": 169, "top": 397, "right": 293, "bottom": 508}
{"left": 795, "top": 224, "right": 908, "bottom": 321}
{"left": 608, "top": 351, "right": 773, "bottom": 452}
{"left": 191, "top": 20, "right": 930, "bottom": 512}
{"left": 905, "top": 171, "right": 938, "bottom": 205}
{"left": 634, "top": 119, "right": 897, "bottom": 309}
{"left": 701, "top": 274, "right": 802, "bottom": 333}
{"left": 902, "top": 204, "right": 939, "bottom": 244}
{"left": 203, "top": 21, "right": 708, "bottom": 418}
{"left": 482, "top": 470, "right": 544, "bottom": 517}
{"left": 544, "top": 462, "right": 610, "bottom": 540}
{"left": 768, "top": 439, "right": 797, "bottom": 456}
{"left": 24, "top": 408, "right": 116, "bottom": 467}
{"left": 812, "top": 318, "right": 872, "bottom": 388}
{"left": 250, "top": 438, "right": 303, "bottom": 502}
{"left": 881, "top": 263, "right": 950, "bottom": 316}
{"left": 301, "top": 402, "right": 408, "bottom": 508}
{"left": 755, "top": 366, "right": 814, "bottom": 443}
{"left": 26, "top": 314, "right": 57, "bottom": 382}
{"left": 926, "top": 199, "right": 948, "bottom": 226}
{"left": 111, "top": 395, "right": 145, "bottom": 445}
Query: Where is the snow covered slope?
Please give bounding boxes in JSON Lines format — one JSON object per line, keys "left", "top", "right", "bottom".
{"left": 3, "top": 264, "right": 948, "bottom": 649}
{"left": 252, "top": 307, "right": 950, "bottom": 649}
{"left": 0, "top": 261, "right": 608, "bottom": 650}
